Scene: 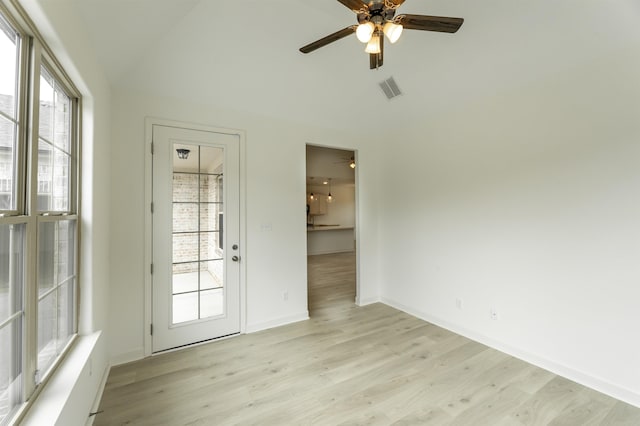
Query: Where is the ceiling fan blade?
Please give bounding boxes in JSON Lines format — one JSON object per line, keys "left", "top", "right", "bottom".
{"left": 300, "top": 26, "right": 357, "bottom": 54}
{"left": 396, "top": 14, "right": 464, "bottom": 33}
{"left": 336, "top": 0, "right": 368, "bottom": 13}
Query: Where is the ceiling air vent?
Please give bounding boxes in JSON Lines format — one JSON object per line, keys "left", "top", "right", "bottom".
{"left": 379, "top": 76, "right": 402, "bottom": 100}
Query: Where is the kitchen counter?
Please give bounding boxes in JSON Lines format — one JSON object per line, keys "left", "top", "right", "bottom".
{"left": 306, "top": 225, "right": 355, "bottom": 254}
{"left": 307, "top": 225, "right": 354, "bottom": 232}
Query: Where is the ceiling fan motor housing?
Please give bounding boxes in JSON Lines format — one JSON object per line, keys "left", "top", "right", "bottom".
{"left": 357, "top": 5, "right": 396, "bottom": 25}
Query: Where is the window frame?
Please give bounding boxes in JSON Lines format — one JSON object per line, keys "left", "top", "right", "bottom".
{"left": 0, "top": 6, "right": 27, "bottom": 217}
{"left": 0, "top": 1, "right": 82, "bottom": 424}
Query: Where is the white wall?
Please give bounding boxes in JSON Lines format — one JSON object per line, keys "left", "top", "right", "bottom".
{"left": 109, "top": 89, "right": 381, "bottom": 362}
{"left": 18, "top": 0, "right": 112, "bottom": 422}
{"left": 377, "top": 41, "right": 640, "bottom": 406}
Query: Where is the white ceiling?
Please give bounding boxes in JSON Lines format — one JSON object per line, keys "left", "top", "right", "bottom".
{"left": 70, "top": 0, "right": 640, "bottom": 133}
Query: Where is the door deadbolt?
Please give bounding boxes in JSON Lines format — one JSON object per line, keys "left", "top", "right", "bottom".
{"left": 232, "top": 244, "right": 238, "bottom": 250}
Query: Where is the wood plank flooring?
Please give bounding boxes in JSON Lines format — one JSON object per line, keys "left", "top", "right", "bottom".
{"left": 95, "top": 252, "right": 640, "bottom": 425}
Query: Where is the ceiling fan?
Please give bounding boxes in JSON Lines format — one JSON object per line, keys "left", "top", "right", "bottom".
{"left": 299, "top": 0, "right": 463, "bottom": 69}
{"left": 334, "top": 156, "right": 356, "bottom": 168}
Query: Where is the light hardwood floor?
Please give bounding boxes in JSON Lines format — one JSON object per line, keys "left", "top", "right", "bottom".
{"left": 95, "top": 252, "right": 640, "bottom": 425}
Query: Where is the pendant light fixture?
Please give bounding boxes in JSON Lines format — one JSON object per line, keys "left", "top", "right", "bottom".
{"left": 326, "top": 178, "right": 333, "bottom": 203}
{"left": 176, "top": 148, "right": 190, "bottom": 159}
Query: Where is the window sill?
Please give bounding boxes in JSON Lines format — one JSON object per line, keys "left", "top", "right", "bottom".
{"left": 20, "top": 331, "right": 105, "bottom": 426}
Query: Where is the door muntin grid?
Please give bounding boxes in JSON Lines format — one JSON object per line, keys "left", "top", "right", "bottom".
{"left": 171, "top": 143, "right": 224, "bottom": 325}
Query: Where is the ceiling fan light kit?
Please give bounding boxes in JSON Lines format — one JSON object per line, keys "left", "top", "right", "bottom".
{"left": 365, "top": 33, "right": 381, "bottom": 54}
{"left": 383, "top": 21, "right": 403, "bottom": 43}
{"left": 356, "top": 21, "right": 375, "bottom": 42}
{"left": 299, "top": 0, "right": 463, "bottom": 69}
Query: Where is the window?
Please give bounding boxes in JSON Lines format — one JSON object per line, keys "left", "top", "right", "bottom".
{"left": 0, "top": 5, "right": 80, "bottom": 424}
{"left": 38, "top": 65, "right": 71, "bottom": 213}
{"left": 0, "top": 223, "right": 25, "bottom": 425}
{"left": 0, "top": 11, "right": 19, "bottom": 212}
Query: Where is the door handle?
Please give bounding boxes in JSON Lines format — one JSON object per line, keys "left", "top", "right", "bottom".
{"left": 232, "top": 255, "right": 240, "bottom": 262}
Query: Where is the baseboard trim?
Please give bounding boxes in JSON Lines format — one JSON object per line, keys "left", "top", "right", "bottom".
{"left": 110, "top": 348, "right": 145, "bottom": 366}
{"left": 356, "top": 296, "right": 379, "bottom": 307}
{"left": 380, "top": 296, "right": 640, "bottom": 409}
{"left": 85, "top": 364, "right": 111, "bottom": 426}
{"left": 246, "top": 311, "right": 309, "bottom": 333}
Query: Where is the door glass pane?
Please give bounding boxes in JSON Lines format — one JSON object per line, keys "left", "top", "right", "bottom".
{"left": 172, "top": 143, "right": 225, "bottom": 325}
{"left": 172, "top": 173, "right": 197, "bottom": 202}
{"left": 199, "top": 203, "right": 219, "bottom": 232}
{"left": 199, "top": 174, "right": 222, "bottom": 203}
{"left": 172, "top": 262, "right": 199, "bottom": 294}
{"left": 172, "top": 233, "right": 198, "bottom": 264}
{"left": 199, "top": 146, "right": 223, "bottom": 174}
{"left": 173, "top": 203, "right": 198, "bottom": 233}
{"left": 200, "top": 260, "right": 223, "bottom": 290}
{"left": 200, "top": 233, "right": 219, "bottom": 261}
{"left": 200, "top": 230, "right": 221, "bottom": 261}
{"left": 172, "top": 293, "right": 198, "bottom": 324}
{"left": 200, "top": 289, "right": 224, "bottom": 318}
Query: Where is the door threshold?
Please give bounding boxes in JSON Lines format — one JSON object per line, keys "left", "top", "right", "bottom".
{"left": 152, "top": 332, "right": 240, "bottom": 356}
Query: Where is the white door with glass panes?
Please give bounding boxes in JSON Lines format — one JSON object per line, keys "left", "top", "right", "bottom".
{"left": 152, "top": 125, "right": 240, "bottom": 352}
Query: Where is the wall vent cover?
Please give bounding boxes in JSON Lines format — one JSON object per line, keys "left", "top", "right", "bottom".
{"left": 379, "top": 76, "right": 402, "bottom": 100}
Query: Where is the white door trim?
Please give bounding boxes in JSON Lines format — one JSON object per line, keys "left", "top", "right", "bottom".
{"left": 144, "top": 117, "right": 247, "bottom": 358}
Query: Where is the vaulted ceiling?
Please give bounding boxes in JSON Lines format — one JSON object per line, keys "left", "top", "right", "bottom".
{"left": 71, "top": 0, "right": 640, "bottom": 132}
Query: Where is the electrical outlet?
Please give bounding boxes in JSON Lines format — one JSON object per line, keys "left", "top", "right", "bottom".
{"left": 456, "top": 298, "right": 463, "bottom": 310}
{"left": 490, "top": 307, "right": 500, "bottom": 320}
{"left": 283, "top": 291, "right": 288, "bottom": 301}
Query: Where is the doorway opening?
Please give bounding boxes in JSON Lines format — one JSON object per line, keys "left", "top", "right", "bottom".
{"left": 305, "top": 145, "right": 357, "bottom": 317}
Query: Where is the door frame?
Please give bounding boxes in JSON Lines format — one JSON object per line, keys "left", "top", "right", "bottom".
{"left": 143, "top": 117, "right": 247, "bottom": 357}
{"left": 305, "top": 143, "right": 361, "bottom": 306}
